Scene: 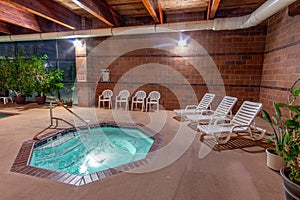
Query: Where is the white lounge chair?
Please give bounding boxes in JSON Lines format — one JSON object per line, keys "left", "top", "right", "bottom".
{"left": 146, "top": 91, "right": 161, "bottom": 112}
{"left": 115, "top": 90, "right": 130, "bottom": 110}
{"left": 131, "top": 90, "right": 147, "bottom": 111}
{"left": 197, "top": 101, "right": 266, "bottom": 144}
{"left": 98, "top": 89, "right": 113, "bottom": 109}
{"left": 173, "top": 93, "right": 215, "bottom": 118}
{"left": 186, "top": 96, "right": 238, "bottom": 122}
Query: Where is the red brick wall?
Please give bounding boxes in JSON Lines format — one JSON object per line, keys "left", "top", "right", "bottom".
{"left": 90, "top": 26, "right": 266, "bottom": 110}
{"left": 259, "top": 8, "right": 300, "bottom": 117}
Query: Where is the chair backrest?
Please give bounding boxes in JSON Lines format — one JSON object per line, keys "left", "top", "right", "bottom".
{"left": 102, "top": 89, "right": 113, "bottom": 98}
{"left": 148, "top": 91, "right": 160, "bottom": 101}
{"left": 196, "top": 93, "right": 215, "bottom": 110}
{"left": 214, "top": 96, "right": 238, "bottom": 116}
{"left": 231, "top": 101, "right": 263, "bottom": 126}
{"left": 134, "top": 90, "right": 146, "bottom": 100}
{"left": 118, "top": 90, "right": 130, "bottom": 99}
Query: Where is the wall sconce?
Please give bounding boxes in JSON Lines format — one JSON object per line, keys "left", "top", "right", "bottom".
{"left": 177, "top": 39, "right": 187, "bottom": 47}
{"left": 73, "top": 39, "right": 84, "bottom": 48}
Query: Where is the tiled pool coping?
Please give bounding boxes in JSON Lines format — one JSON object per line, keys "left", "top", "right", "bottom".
{"left": 10, "top": 121, "right": 163, "bottom": 186}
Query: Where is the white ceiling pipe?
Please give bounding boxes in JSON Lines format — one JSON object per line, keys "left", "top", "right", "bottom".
{"left": 0, "top": 0, "right": 296, "bottom": 42}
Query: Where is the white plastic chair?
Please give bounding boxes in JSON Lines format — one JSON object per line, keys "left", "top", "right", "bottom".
{"left": 131, "top": 90, "right": 147, "bottom": 111}
{"left": 173, "top": 93, "right": 216, "bottom": 118}
{"left": 197, "top": 101, "right": 266, "bottom": 144}
{"left": 98, "top": 89, "right": 113, "bottom": 109}
{"left": 186, "top": 96, "right": 238, "bottom": 122}
{"left": 146, "top": 91, "right": 161, "bottom": 112}
{"left": 115, "top": 90, "right": 130, "bottom": 110}
{"left": 0, "top": 96, "right": 13, "bottom": 104}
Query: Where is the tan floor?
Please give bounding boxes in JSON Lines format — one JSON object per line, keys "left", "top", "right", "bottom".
{"left": 0, "top": 103, "right": 284, "bottom": 200}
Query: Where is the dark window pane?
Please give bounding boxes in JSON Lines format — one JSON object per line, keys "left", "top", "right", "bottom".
{"left": 58, "top": 61, "right": 76, "bottom": 83}
{"left": 16, "top": 41, "right": 35, "bottom": 57}
{"left": 37, "top": 40, "right": 56, "bottom": 59}
{"left": 0, "top": 42, "right": 15, "bottom": 57}
{"left": 57, "top": 40, "right": 75, "bottom": 59}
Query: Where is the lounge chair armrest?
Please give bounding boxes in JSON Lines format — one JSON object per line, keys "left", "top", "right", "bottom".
{"left": 198, "top": 109, "right": 214, "bottom": 115}
{"left": 185, "top": 105, "right": 197, "bottom": 110}
{"left": 211, "top": 113, "right": 231, "bottom": 124}
{"left": 230, "top": 125, "right": 251, "bottom": 132}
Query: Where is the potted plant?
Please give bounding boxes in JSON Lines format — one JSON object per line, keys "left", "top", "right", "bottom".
{"left": 0, "top": 56, "right": 10, "bottom": 97}
{"left": 65, "top": 85, "right": 76, "bottom": 107}
{"left": 262, "top": 78, "right": 300, "bottom": 199}
{"left": 262, "top": 102, "right": 287, "bottom": 171}
{"left": 5, "top": 54, "right": 35, "bottom": 104}
{"left": 32, "top": 55, "right": 64, "bottom": 104}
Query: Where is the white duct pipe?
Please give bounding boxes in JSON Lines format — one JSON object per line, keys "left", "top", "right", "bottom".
{"left": 0, "top": 0, "right": 296, "bottom": 42}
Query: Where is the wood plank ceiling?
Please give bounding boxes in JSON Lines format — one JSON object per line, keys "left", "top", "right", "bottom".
{"left": 0, "top": 0, "right": 271, "bottom": 35}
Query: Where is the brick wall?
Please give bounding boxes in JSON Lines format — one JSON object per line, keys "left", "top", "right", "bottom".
{"left": 259, "top": 8, "right": 300, "bottom": 117}
{"left": 88, "top": 25, "right": 266, "bottom": 110}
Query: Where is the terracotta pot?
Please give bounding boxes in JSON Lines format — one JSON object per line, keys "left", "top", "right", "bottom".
{"left": 14, "top": 95, "right": 26, "bottom": 104}
{"left": 280, "top": 167, "right": 300, "bottom": 200}
{"left": 66, "top": 99, "right": 73, "bottom": 107}
{"left": 0, "top": 89, "right": 9, "bottom": 97}
{"left": 35, "top": 95, "right": 46, "bottom": 105}
{"left": 266, "top": 148, "right": 286, "bottom": 171}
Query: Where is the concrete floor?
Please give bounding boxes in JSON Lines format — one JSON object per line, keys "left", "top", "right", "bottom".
{"left": 0, "top": 103, "right": 284, "bottom": 200}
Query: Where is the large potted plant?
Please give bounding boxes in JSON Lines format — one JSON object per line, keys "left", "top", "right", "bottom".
{"left": 6, "top": 54, "right": 35, "bottom": 104}
{"left": 262, "top": 78, "right": 300, "bottom": 199}
{"left": 33, "top": 55, "right": 64, "bottom": 104}
{"left": 0, "top": 57, "right": 10, "bottom": 97}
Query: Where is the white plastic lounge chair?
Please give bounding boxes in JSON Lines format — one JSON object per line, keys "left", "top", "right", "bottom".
{"left": 115, "top": 90, "right": 130, "bottom": 110}
{"left": 146, "top": 91, "right": 161, "bottom": 112}
{"left": 197, "top": 101, "right": 266, "bottom": 144}
{"left": 186, "top": 96, "right": 238, "bottom": 122}
{"left": 98, "top": 89, "right": 113, "bottom": 109}
{"left": 173, "top": 93, "right": 216, "bottom": 118}
{"left": 131, "top": 90, "right": 147, "bottom": 111}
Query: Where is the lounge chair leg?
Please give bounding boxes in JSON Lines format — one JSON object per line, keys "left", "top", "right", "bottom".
{"left": 215, "top": 132, "right": 231, "bottom": 144}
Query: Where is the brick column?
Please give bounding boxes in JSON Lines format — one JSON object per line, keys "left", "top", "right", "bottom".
{"left": 75, "top": 39, "right": 95, "bottom": 107}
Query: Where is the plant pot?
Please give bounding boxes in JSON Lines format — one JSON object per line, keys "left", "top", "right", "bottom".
{"left": 266, "top": 148, "right": 286, "bottom": 171}
{"left": 14, "top": 95, "right": 26, "bottom": 104}
{"left": 0, "top": 89, "right": 9, "bottom": 97}
{"left": 280, "top": 167, "right": 300, "bottom": 200}
{"left": 35, "top": 95, "right": 46, "bottom": 105}
{"left": 65, "top": 99, "right": 73, "bottom": 107}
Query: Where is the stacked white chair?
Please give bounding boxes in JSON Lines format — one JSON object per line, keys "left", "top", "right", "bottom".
{"left": 131, "top": 90, "right": 147, "bottom": 111}
{"left": 98, "top": 89, "right": 113, "bottom": 109}
{"left": 146, "top": 91, "right": 161, "bottom": 112}
{"left": 115, "top": 90, "right": 130, "bottom": 110}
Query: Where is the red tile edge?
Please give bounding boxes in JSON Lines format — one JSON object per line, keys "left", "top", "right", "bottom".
{"left": 10, "top": 121, "right": 163, "bottom": 186}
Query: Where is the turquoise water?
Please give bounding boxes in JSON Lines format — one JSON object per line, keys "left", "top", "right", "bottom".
{"left": 29, "top": 126, "right": 154, "bottom": 176}
{"left": 0, "top": 113, "right": 9, "bottom": 118}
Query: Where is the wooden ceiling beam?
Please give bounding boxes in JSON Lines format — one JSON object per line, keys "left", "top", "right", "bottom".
{"left": 208, "top": 0, "right": 221, "bottom": 19}
{"left": 158, "top": 2, "right": 164, "bottom": 24}
{"left": 0, "top": 1, "right": 41, "bottom": 32}
{"left": 0, "top": 22, "right": 11, "bottom": 34}
{"left": 7, "top": 0, "right": 81, "bottom": 30}
{"left": 72, "top": 0, "right": 122, "bottom": 27}
{"left": 142, "top": 0, "right": 160, "bottom": 24}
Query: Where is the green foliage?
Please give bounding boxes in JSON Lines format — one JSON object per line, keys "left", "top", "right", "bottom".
{"left": 0, "top": 53, "right": 64, "bottom": 98}
{"left": 33, "top": 55, "right": 64, "bottom": 97}
{"left": 3, "top": 54, "right": 36, "bottom": 96}
{"left": 262, "top": 78, "right": 300, "bottom": 183}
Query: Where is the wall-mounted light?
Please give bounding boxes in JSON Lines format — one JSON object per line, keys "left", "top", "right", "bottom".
{"left": 177, "top": 39, "right": 187, "bottom": 47}
{"left": 73, "top": 39, "right": 84, "bottom": 48}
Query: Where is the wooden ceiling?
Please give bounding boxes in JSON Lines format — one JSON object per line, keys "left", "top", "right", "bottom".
{"left": 0, "top": 0, "right": 268, "bottom": 35}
